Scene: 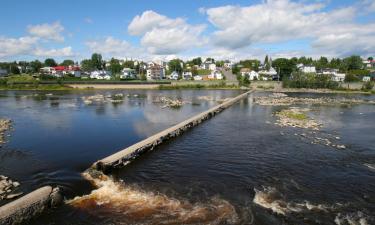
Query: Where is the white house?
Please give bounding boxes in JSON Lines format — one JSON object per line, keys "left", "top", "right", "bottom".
{"left": 182, "top": 71, "right": 193, "bottom": 80}
{"left": 193, "top": 75, "right": 203, "bottom": 81}
{"left": 208, "top": 70, "right": 223, "bottom": 80}
{"left": 363, "top": 76, "right": 371, "bottom": 82}
{"left": 168, "top": 71, "right": 179, "bottom": 80}
{"left": 248, "top": 71, "right": 259, "bottom": 80}
{"left": 298, "top": 64, "right": 316, "bottom": 73}
{"left": 201, "top": 59, "right": 216, "bottom": 71}
{"left": 258, "top": 67, "right": 278, "bottom": 80}
{"left": 331, "top": 73, "right": 346, "bottom": 82}
{"left": 90, "top": 70, "right": 112, "bottom": 80}
{"left": 120, "top": 68, "right": 137, "bottom": 79}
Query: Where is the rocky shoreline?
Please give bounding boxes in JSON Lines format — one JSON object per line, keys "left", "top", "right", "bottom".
{"left": 0, "top": 119, "right": 11, "bottom": 146}
{"left": 0, "top": 175, "right": 22, "bottom": 201}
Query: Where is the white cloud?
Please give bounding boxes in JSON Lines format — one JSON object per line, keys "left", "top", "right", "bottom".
{"left": 204, "top": 0, "right": 375, "bottom": 57}
{"left": 27, "top": 21, "right": 65, "bottom": 42}
{"left": 128, "top": 10, "right": 206, "bottom": 55}
{"left": 0, "top": 36, "right": 39, "bottom": 58}
{"left": 86, "top": 36, "right": 141, "bottom": 58}
{"left": 84, "top": 18, "right": 93, "bottom": 24}
{"left": 34, "top": 46, "right": 74, "bottom": 57}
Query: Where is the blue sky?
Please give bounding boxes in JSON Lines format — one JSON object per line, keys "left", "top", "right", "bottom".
{"left": 0, "top": 0, "right": 374, "bottom": 62}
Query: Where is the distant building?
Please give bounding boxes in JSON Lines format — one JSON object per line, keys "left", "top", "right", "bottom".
{"left": 331, "top": 73, "right": 346, "bottom": 82}
{"left": 90, "top": 70, "right": 111, "bottom": 80}
{"left": 258, "top": 67, "right": 278, "bottom": 80}
{"left": 193, "top": 75, "right": 203, "bottom": 81}
{"left": 240, "top": 68, "right": 259, "bottom": 80}
{"left": 146, "top": 64, "right": 165, "bottom": 80}
{"left": 182, "top": 71, "right": 193, "bottom": 80}
{"left": 362, "top": 76, "right": 371, "bottom": 82}
{"left": 318, "top": 68, "right": 346, "bottom": 82}
{"left": 40, "top": 66, "right": 81, "bottom": 77}
{"left": 297, "top": 64, "right": 316, "bottom": 73}
{"left": 120, "top": 68, "right": 137, "bottom": 79}
{"left": 168, "top": 71, "right": 179, "bottom": 80}
{"left": 201, "top": 59, "right": 216, "bottom": 71}
{"left": 208, "top": 70, "right": 223, "bottom": 80}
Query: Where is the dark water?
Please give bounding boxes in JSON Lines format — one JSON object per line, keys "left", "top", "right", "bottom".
{"left": 1, "top": 90, "right": 374, "bottom": 225}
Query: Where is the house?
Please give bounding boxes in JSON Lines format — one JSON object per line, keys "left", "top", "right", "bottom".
{"left": 240, "top": 68, "right": 251, "bottom": 77}
{"left": 208, "top": 70, "right": 223, "bottom": 80}
{"left": 168, "top": 71, "right": 179, "bottom": 80}
{"left": 146, "top": 64, "right": 165, "bottom": 80}
{"left": 182, "top": 71, "right": 193, "bottom": 80}
{"left": 331, "top": 73, "right": 346, "bottom": 82}
{"left": 90, "top": 70, "right": 112, "bottom": 80}
{"left": 120, "top": 68, "right": 137, "bottom": 79}
{"left": 201, "top": 59, "right": 216, "bottom": 71}
{"left": 258, "top": 67, "right": 278, "bottom": 80}
{"left": 193, "top": 75, "right": 203, "bottom": 81}
{"left": 298, "top": 64, "right": 316, "bottom": 73}
{"left": 0, "top": 69, "right": 8, "bottom": 77}
{"left": 40, "top": 67, "right": 54, "bottom": 75}
{"left": 363, "top": 76, "right": 371, "bottom": 82}
{"left": 362, "top": 60, "right": 375, "bottom": 68}
{"left": 223, "top": 61, "right": 233, "bottom": 69}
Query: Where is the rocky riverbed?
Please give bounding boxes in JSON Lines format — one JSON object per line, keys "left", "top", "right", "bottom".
{"left": 0, "top": 175, "right": 22, "bottom": 201}
{"left": 275, "top": 107, "right": 321, "bottom": 130}
{"left": 0, "top": 119, "right": 11, "bottom": 146}
{"left": 254, "top": 93, "right": 375, "bottom": 106}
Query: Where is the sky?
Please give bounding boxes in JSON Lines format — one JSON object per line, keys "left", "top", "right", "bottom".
{"left": 0, "top": 0, "right": 374, "bottom": 62}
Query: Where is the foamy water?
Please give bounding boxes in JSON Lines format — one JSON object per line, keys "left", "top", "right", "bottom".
{"left": 68, "top": 172, "right": 239, "bottom": 225}
{"left": 253, "top": 186, "right": 335, "bottom": 215}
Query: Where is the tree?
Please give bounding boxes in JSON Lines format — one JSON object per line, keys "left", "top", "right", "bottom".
{"left": 315, "top": 56, "right": 328, "bottom": 70}
{"left": 91, "top": 53, "right": 103, "bottom": 70}
{"left": 273, "top": 58, "right": 296, "bottom": 79}
{"left": 191, "top": 57, "right": 202, "bottom": 66}
{"left": 44, "top": 58, "right": 57, "bottom": 67}
{"left": 343, "top": 55, "right": 363, "bottom": 71}
{"left": 30, "top": 60, "right": 43, "bottom": 73}
{"left": 10, "top": 65, "right": 20, "bottom": 74}
{"left": 60, "top": 59, "right": 74, "bottom": 66}
{"left": 264, "top": 55, "right": 271, "bottom": 70}
{"left": 80, "top": 59, "right": 94, "bottom": 72}
{"left": 108, "top": 58, "right": 122, "bottom": 74}
{"left": 168, "top": 59, "right": 183, "bottom": 74}
{"left": 368, "top": 57, "right": 373, "bottom": 61}
{"left": 238, "top": 60, "right": 260, "bottom": 71}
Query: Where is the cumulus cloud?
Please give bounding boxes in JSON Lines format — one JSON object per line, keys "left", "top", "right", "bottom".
{"left": 86, "top": 36, "right": 141, "bottom": 58}
{"left": 27, "top": 21, "right": 65, "bottom": 42}
{"left": 128, "top": 10, "right": 206, "bottom": 55}
{"left": 0, "top": 36, "right": 39, "bottom": 58}
{"left": 34, "top": 46, "right": 74, "bottom": 57}
{"left": 204, "top": 0, "right": 375, "bottom": 57}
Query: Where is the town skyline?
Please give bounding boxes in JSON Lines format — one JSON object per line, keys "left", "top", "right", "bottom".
{"left": 1, "top": 0, "right": 375, "bottom": 62}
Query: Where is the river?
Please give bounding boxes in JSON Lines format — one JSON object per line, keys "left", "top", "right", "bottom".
{"left": 0, "top": 90, "right": 374, "bottom": 224}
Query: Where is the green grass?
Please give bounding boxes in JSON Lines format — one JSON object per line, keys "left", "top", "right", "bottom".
{"left": 278, "top": 111, "right": 308, "bottom": 120}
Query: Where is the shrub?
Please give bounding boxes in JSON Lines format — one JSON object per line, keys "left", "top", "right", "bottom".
{"left": 361, "top": 81, "right": 374, "bottom": 91}
{"left": 283, "top": 72, "right": 339, "bottom": 89}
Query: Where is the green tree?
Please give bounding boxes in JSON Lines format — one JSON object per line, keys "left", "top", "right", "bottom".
{"left": 30, "top": 60, "right": 43, "bottom": 73}
{"left": 60, "top": 59, "right": 75, "bottom": 66}
{"left": 80, "top": 59, "right": 94, "bottom": 72}
{"left": 316, "top": 56, "right": 328, "bottom": 70}
{"left": 91, "top": 53, "right": 103, "bottom": 70}
{"left": 190, "top": 57, "right": 202, "bottom": 66}
{"left": 168, "top": 59, "right": 183, "bottom": 74}
{"left": 264, "top": 55, "right": 270, "bottom": 70}
{"left": 343, "top": 55, "right": 363, "bottom": 71}
{"left": 10, "top": 65, "right": 20, "bottom": 74}
{"left": 273, "top": 58, "right": 296, "bottom": 79}
{"left": 368, "top": 57, "right": 373, "bottom": 61}
{"left": 108, "top": 58, "right": 122, "bottom": 74}
{"left": 238, "top": 60, "right": 260, "bottom": 71}
{"left": 44, "top": 58, "right": 57, "bottom": 67}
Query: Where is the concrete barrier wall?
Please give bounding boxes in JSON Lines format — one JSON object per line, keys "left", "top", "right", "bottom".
{"left": 93, "top": 91, "right": 251, "bottom": 173}
{"left": 0, "top": 186, "right": 61, "bottom": 225}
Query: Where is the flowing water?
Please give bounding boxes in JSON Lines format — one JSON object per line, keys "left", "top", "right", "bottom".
{"left": 0, "top": 90, "right": 374, "bottom": 225}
